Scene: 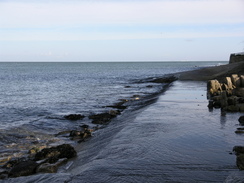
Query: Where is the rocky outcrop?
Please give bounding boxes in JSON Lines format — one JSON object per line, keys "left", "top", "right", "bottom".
{"left": 207, "top": 74, "right": 244, "bottom": 112}
{"left": 229, "top": 52, "right": 244, "bottom": 64}
{"left": 0, "top": 144, "right": 76, "bottom": 179}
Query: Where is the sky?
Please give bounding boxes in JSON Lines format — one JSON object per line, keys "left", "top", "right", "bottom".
{"left": 0, "top": 0, "right": 244, "bottom": 62}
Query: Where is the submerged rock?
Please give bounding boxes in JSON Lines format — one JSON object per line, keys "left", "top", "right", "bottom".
{"left": 9, "top": 160, "right": 38, "bottom": 178}
{"left": 239, "top": 116, "right": 244, "bottom": 125}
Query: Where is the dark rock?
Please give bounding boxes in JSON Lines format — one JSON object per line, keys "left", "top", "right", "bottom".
{"left": 237, "top": 154, "right": 244, "bottom": 170}
{"left": 69, "top": 130, "right": 81, "bottom": 137}
{"left": 3, "top": 157, "right": 28, "bottom": 169}
{"left": 34, "top": 144, "right": 77, "bottom": 161}
{"left": 80, "top": 124, "right": 89, "bottom": 129}
{"left": 64, "top": 114, "right": 85, "bottom": 121}
{"left": 239, "top": 116, "right": 244, "bottom": 125}
{"left": 207, "top": 100, "right": 214, "bottom": 108}
{"left": 233, "top": 146, "right": 244, "bottom": 155}
{"left": 89, "top": 112, "right": 116, "bottom": 124}
{"left": 225, "top": 105, "right": 239, "bottom": 112}
{"left": 213, "top": 101, "right": 221, "bottom": 108}
{"left": 235, "top": 130, "right": 244, "bottom": 134}
{"left": 9, "top": 160, "right": 38, "bottom": 178}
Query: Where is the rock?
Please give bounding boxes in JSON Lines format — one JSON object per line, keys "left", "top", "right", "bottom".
{"left": 9, "top": 160, "right": 38, "bottom": 178}
{"left": 207, "top": 80, "right": 222, "bottom": 96}
{"left": 239, "top": 116, "right": 244, "bottom": 125}
{"left": 237, "top": 154, "right": 244, "bottom": 170}
{"left": 235, "top": 130, "right": 244, "bottom": 134}
{"left": 34, "top": 144, "right": 77, "bottom": 162}
{"left": 225, "top": 105, "right": 240, "bottom": 112}
{"left": 233, "top": 146, "right": 244, "bottom": 155}
{"left": 28, "top": 145, "right": 47, "bottom": 155}
{"left": 227, "top": 96, "right": 238, "bottom": 105}
{"left": 239, "top": 104, "right": 244, "bottom": 112}
{"left": 80, "top": 124, "right": 89, "bottom": 129}
{"left": 208, "top": 100, "right": 214, "bottom": 108}
{"left": 231, "top": 74, "right": 241, "bottom": 88}
{"left": 233, "top": 88, "right": 244, "bottom": 97}
{"left": 36, "top": 158, "right": 68, "bottom": 174}
{"left": 223, "top": 77, "right": 234, "bottom": 90}
{"left": 3, "top": 157, "right": 28, "bottom": 169}
{"left": 89, "top": 112, "right": 116, "bottom": 124}
{"left": 64, "top": 114, "right": 85, "bottom": 121}
{"left": 69, "top": 130, "right": 81, "bottom": 137}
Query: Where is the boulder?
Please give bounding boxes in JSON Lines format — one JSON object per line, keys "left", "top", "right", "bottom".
{"left": 34, "top": 144, "right": 76, "bottom": 162}
{"left": 64, "top": 114, "right": 85, "bottom": 121}
{"left": 223, "top": 77, "right": 233, "bottom": 89}
{"left": 207, "top": 80, "right": 222, "bottom": 96}
{"left": 231, "top": 74, "right": 241, "bottom": 88}
{"left": 9, "top": 160, "right": 38, "bottom": 178}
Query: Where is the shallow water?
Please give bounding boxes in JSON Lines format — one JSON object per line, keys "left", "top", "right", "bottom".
{"left": 6, "top": 80, "right": 244, "bottom": 182}
{"left": 64, "top": 81, "right": 244, "bottom": 183}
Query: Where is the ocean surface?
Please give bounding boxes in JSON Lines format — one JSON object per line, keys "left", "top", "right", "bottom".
{"left": 2, "top": 61, "right": 243, "bottom": 182}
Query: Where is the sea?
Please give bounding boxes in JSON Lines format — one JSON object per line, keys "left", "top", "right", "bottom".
{"left": 2, "top": 61, "right": 244, "bottom": 182}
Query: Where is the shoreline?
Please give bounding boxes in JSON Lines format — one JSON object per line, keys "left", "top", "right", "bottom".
{"left": 1, "top": 61, "right": 244, "bottom": 180}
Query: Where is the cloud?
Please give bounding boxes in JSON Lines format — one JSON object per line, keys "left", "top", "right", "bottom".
{"left": 0, "top": 0, "right": 243, "bottom": 29}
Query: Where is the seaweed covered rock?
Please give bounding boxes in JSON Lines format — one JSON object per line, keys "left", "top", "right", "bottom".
{"left": 34, "top": 144, "right": 76, "bottom": 162}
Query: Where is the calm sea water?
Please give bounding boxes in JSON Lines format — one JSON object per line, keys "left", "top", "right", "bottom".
{"left": 0, "top": 61, "right": 222, "bottom": 131}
